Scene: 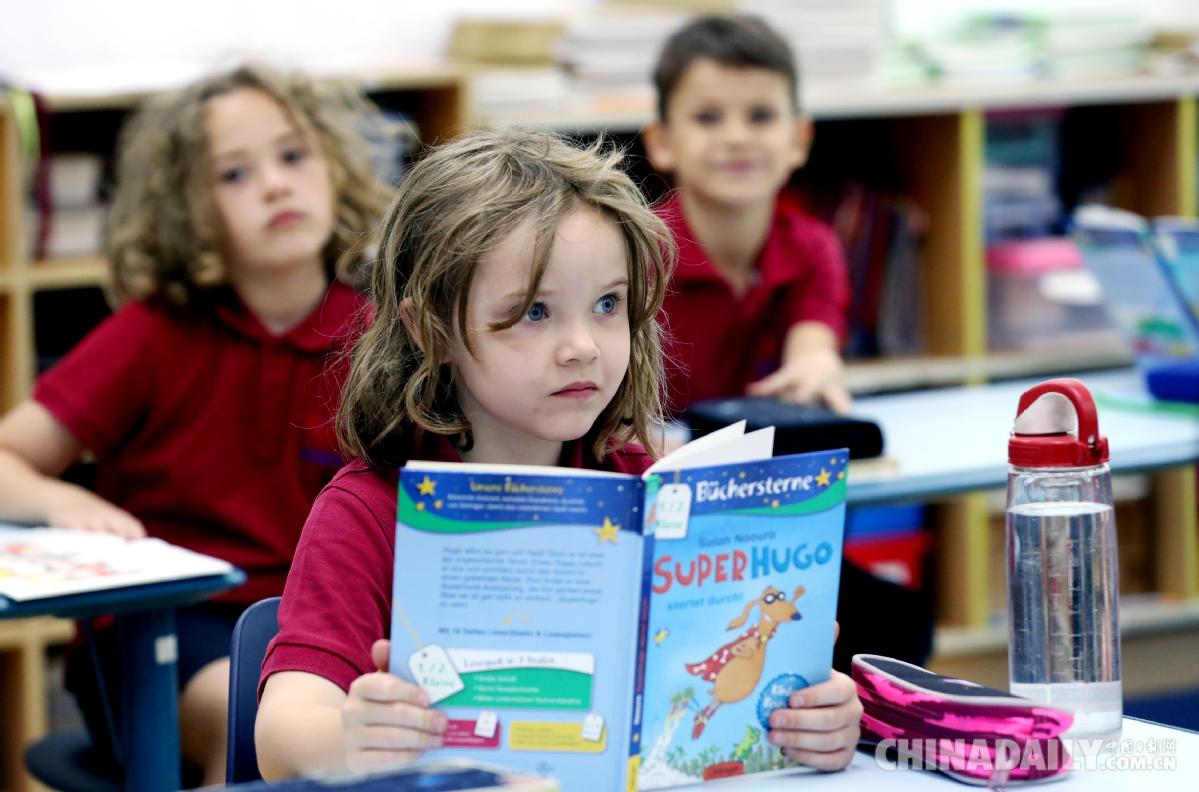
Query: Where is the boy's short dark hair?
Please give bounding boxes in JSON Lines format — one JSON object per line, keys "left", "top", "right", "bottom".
{"left": 652, "top": 14, "right": 799, "bottom": 122}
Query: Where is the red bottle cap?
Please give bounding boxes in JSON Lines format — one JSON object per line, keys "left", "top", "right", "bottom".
{"left": 1008, "top": 378, "right": 1109, "bottom": 468}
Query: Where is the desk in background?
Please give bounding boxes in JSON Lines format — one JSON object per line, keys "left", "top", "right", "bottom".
{"left": 0, "top": 566, "right": 245, "bottom": 792}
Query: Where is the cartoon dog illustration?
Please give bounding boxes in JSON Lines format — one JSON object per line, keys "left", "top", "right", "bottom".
{"left": 684, "top": 585, "right": 804, "bottom": 738}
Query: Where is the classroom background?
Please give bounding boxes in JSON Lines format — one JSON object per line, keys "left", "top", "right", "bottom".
{"left": 2, "top": 1, "right": 1199, "bottom": 790}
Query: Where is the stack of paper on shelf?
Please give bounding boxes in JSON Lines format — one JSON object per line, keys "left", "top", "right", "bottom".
{"left": 447, "top": 17, "right": 573, "bottom": 121}
{"left": 907, "top": 9, "right": 1149, "bottom": 86}
{"left": 28, "top": 152, "right": 107, "bottom": 260}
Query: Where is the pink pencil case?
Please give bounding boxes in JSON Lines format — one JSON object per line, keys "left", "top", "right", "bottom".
{"left": 852, "top": 654, "right": 1075, "bottom": 786}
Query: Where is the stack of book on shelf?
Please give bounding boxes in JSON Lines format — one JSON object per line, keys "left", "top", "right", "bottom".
{"left": 447, "top": 18, "right": 573, "bottom": 121}
{"left": 556, "top": 5, "right": 688, "bottom": 114}
{"left": 737, "top": 0, "right": 887, "bottom": 87}
{"left": 797, "top": 182, "right": 926, "bottom": 358}
{"left": 983, "top": 109, "right": 1062, "bottom": 244}
{"left": 1146, "top": 29, "right": 1199, "bottom": 76}
{"left": 564, "top": 0, "right": 889, "bottom": 106}
{"left": 853, "top": 655, "right": 1075, "bottom": 785}
{"left": 1040, "top": 10, "right": 1150, "bottom": 80}
{"left": 906, "top": 9, "right": 1149, "bottom": 85}
{"left": 28, "top": 152, "right": 107, "bottom": 261}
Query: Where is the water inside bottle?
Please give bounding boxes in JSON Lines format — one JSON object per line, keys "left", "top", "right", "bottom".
{"left": 1007, "top": 501, "right": 1122, "bottom": 739}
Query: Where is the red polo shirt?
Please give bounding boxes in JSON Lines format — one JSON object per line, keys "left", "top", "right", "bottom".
{"left": 260, "top": 433, "right": 653, "bottom": 695}
{"left": 658, "top": 191, "right": 850, "bottom": 415}
{"left": 33, "top": 282, "right": 366, "bottom": 603}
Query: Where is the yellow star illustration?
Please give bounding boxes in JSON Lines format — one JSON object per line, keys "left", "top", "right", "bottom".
{"left": 434, "top": 500, "right": 443, "bottom": 509}
{"left": 771, "top": 499, "right": 780, "bottom": 509}
{"left": 417, "top": 476, "right": 437, "bottom": 496}
{"left": 837, "top": 470, "right": 845, "bottom": 480}
{"left": 816, "top": 468, "right": 832, "bottom": 487}
{"left": 595, "top": 517, "right": 619, "bottom": 544}
{"left": 415, "top": 502, "right": 425, "bottom": 511}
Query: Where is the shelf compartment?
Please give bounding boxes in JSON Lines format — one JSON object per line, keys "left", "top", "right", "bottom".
{"left": 29, "top": 255, "right": 109, "bottom": 290}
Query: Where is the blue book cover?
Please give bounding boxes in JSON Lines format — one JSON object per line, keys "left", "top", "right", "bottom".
{"left": 389, "top": 425, "right": 846, "bottom": 790}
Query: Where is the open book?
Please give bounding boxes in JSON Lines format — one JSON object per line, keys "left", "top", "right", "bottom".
{"left": 389, "top": 423, "right": 847, "bottom": 790}
{"left": 0, "top": 526, "right": 234, "bottom": 602}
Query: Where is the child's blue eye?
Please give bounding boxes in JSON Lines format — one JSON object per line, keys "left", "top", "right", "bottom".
{"left": 281, "top": 147, "right": 308, "bottom": 165}
{"left": 526, "top": 302, "right": 548, "bottom": 322}
{"left": 595, "top": 293, "right": 623, "bottom": 315}
{"left": 218, "top": 167, "right": 247, "bottom": 184}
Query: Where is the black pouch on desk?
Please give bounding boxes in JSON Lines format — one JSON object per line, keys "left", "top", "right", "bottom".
{"left": 684, "top": 397, "right": 885, "bottom": 459}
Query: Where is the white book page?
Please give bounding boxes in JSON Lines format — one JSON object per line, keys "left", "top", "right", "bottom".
{"left": 645, "top": 424, "right": 775, "bottom": 477}
{"left": 0, "top": 526, "right": 233, "bottom": 602}
{"left": 404, "top": 460, "right": 627, "bottom": 479}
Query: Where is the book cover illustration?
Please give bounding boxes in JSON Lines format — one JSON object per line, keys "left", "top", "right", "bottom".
{"left": 390, "top": 466, "right": 645, "bottom": 791}
{"left": 636, "top": 451, "right": 847, "bottom": 788}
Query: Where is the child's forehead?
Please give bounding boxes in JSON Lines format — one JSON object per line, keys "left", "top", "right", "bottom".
{"left": 204, "top": 88, "right": 307, "bottom": 153}
{"left": 670, "top": 57, "right": 792, "bottom": 103}
{"left": 471, "top": 207, "right": 629, "bottom": 294}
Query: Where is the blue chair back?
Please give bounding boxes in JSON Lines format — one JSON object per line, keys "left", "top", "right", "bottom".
{"left": 226, "top": 596, "right": 281, "bottom": 784}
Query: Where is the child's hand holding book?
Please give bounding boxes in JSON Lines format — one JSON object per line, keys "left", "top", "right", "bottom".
{"left": 342, "top": 639, "right": 449, "bottom": 774}
{"left": 766, "top": 669, "right": 863, "bottom": 771}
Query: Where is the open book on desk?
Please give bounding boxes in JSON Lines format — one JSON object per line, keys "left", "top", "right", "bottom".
{"left": 0, "top": 525, "right": 234, "bottom": 602}
{"left": 389, "top": 422, "right": 847, "bottom": 790}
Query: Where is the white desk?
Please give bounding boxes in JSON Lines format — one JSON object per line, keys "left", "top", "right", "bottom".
{"left": 676, "top": 718, "right": 1198, "bottom": 791}
{"left": 846, "top": 369, "right": 1199, "bottom": 504}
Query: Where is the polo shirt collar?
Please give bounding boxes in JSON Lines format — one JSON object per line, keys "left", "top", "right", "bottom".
{"left": 412, "top": 429, "right": 599, "bottom": 470}
{"left": 213, "top": 280, "right": 361, "bottom": 353}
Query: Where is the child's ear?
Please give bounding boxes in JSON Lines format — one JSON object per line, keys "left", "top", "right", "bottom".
{"left": 399, "top": 297, "right": 424, "bottom": 354}
{"left": 642, "top": 121, "right": 675, "bottom": 174}
{"left": 790, "top": 116, "right": 814, "bottom": 170}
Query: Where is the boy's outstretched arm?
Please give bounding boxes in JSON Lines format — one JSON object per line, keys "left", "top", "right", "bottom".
{"left": 746, "top": 322, "right": 851, "bottom": 413}
{"left": 0, "top": 400, "right": 144, "bottom": 537}
{"left": 256, "top": 639, "right": 448, "bottom": 780}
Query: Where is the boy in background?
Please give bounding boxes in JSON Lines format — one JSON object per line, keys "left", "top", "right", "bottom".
{"left": 646, "top": 15, "right": 933, "bottom": 673}
{"left": 644, "top": 14, "right": 851, "bottom": 415}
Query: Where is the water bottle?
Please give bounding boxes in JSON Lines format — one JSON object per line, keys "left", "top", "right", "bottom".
{"left": 1006, "top": 378, "right": 1122, "bottom": 740}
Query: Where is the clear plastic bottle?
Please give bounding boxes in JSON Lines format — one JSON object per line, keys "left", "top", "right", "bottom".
{"left": 1006, "top": 378, "right": 1122, "bottom": 740}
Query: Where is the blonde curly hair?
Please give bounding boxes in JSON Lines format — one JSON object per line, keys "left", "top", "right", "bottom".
{"left": 339, "top": 128, "right": 675, "bottom": 465}
{"left": 105, "top": 64, "right": 395, "bottom": 306}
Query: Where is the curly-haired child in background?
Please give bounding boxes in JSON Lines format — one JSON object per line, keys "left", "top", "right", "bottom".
{"left": 0, "top": 64, "right": 392, "bottom": 784}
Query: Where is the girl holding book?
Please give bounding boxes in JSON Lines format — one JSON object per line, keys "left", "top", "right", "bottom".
{"left": 255, "top": 128, "right": 863, "bottom": 779}
{"left": 0, "top": 64, "right": 391, "bottom": 784}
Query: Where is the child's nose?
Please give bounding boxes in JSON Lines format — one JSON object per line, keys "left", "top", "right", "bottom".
{"left": 721, "top": 118, "right": 752, "bottom": 144}
{"left": 556, "top": 320, "right": 600, "bottom": 365}
{"left": 261, "top": 163, "right": 293, "bottom": 199}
